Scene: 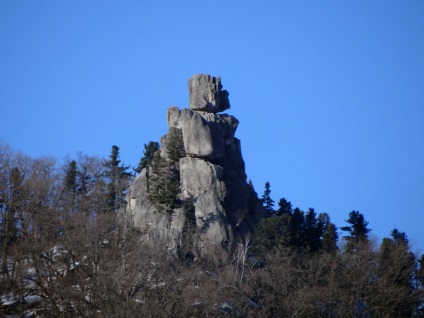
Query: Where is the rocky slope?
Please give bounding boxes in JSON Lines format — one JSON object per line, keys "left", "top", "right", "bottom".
{"left": 125, "top": 74, "right": 265, "bottom": 260}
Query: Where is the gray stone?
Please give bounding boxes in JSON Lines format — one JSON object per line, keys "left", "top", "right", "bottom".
{"left": 166, "top": 107, "right": 238, "bottom": 161}
{"left": 125, "top": 167, "right": 187, "bottom": 257}
{"left": 180, "top": 157, "right": 226, "bottom": 201}
{"left": 188, "top": 74, "right": 230, "bottom": 113}
{"left": 195, "top": 192, "right": 233, "bottom": 250}
{"left": 124, "top": 75, "right": 265, "bottom": 260}
{"left": 179, "top": 157, "right": 232, "bottom": 250}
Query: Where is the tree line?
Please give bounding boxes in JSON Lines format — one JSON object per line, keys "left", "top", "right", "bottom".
{"left": 254, "top": 181, "right": 424, "bottom": 317}
{"left": 1, "top": 141, "right": 423, "bottom": 317}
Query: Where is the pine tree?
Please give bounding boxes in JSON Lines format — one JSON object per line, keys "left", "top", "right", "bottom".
{"left": 103, "top": 145, "right": 131, "bottom": 212}
{"left": 390, "top": 228, "right": 409, "bottom": 246}
{"left": 378, "top": 229, "right": 416, "bottom": 315}
{"left": 166, "top": 126, "right": 186, "bottom": 162}
{"left": 134, "top": 141, "right": 160, "bottom": 174}
{"left": 261, "top": 181, "right": 275, "bottom": 214}
{"left": 340, "top": 210, "right": 371, "bottom": 252}
{"left": 340, "top": 210, "right": 370, "bottom": 240}
{"left": 277, "top": 197, "right": 292, "bottom": 216}
{"left": 65, "top": 160, "right": 77, "bottom": 192}
{"left": 289, "top": 207, "right": 305, "bottom": 248}
{"left": 304, "top": 208, "right": 322, "bottom": 252}
{"left": 148, "top": 150, "right": 180, "bottom": 211}
{"left": 64, "top": 160, "right": 78, "bottom": 212}
{"left": 322, "top": 222, "right": 338, "bottom": 253}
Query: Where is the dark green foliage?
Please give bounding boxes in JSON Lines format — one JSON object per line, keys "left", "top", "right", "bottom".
{"left": 322, "top": 222, "right": 339, "bottom": 253}
{"left": 304, "top": 208, "right": 322, "bottom": 252}
{"left": 378, "top": 229, "right": 417, "bottom": 316}
{"left": 340, "top": 210, "right": 371, "bottom": 240}
{"left": 166, "top": 126, "right": 186, "bottom": 162}
{"left": 64, "top": 160, "right": 78, "bottom": 212}
{"left": 103, "top": 145, "right": 132, "bottom": 212}
{"left": 252, "top": 205, "right": 331, "bottom": 254}
{"left": 251, "top": 215, "right": 291, "bottom": 255}
{"left": 276, "top": 197, "right": 292, "bottom": 216}
{"left": 390, "top": 228, "right": 409, "bottom": 246}
{"left": 63, "top": 153, "right": 106, "bottom": 215}
{"left": 134, "top": 141, "right": 160, "bottom": 174}
{"left": 318, "top": 212, "right": 338, "bottom": 252}
{"left": 261, "top": 181, "right": 275, "bottom": 213}
{"left": 150, "top": 149, "right": 162, "bottom": 176}
{"left": 289, "top": 207, "right": 305, "bottom": 247}
{"left": 340, "top": 210, "right": 371, "bottom": 252}
{"left": 77, "top": 161, "right": 90, "bottom": 195}
{"left": 64, "top": 160, "right": 77, "bottom": 193}
{"left": 148, "top": 150, "right": 180, "bottom": 211}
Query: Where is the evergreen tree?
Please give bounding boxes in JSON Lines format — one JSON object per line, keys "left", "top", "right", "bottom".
{"left": 304, "top": 208, "right": 322, "bottom": 252}
{"left": 103, "top": 145, "right": 131, "bottom": 212}
{"left": 277, "top": 197, "right": 292, "bottom": 216}
{"left": 378, "top": 229, "right": 416, "bottom": 316}
{"left": 77, "top": 163, "right": 90, "bottom": 196}
{"left": 261, "top": 181, "right": 275, "bottom": 214}
{"left": 251, "top": 214, "right": 291, "bottom": 255}
{"left": 148, "top": 150, "right": 180, "bottom": 211}
{"left": 1, "top": 167, "right": 22, "bottom": 274}
{"left": 322, "top": 222, "right": 338, "bottom": 253}
{"left": 134, "top": 141, "right": 160, "bottom": 174}
{"left": 289, "top": 207, "right": 305, "bottom": 248}
{"left": 166, "top": 126, "right": 186, "bottom": 162}
{"left": 390, "top": 228, "right": 409, "bottom": 246}
{"left": 65, "top": 160, "right": 77, "bottom": 192}
{"left": 64, "top": 160, "right": 78, "bottom": 212}
{"left": 340, "top": 210, "right": 371, "bottom": 252}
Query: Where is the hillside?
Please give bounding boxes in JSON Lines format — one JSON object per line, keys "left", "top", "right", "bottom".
{"left": 0, "top": 75, "right": 423, "bottom": 317}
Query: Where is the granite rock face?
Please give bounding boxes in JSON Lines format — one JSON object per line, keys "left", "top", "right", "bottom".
{"left": 125, "top": 74, "right": 264, "bottom": 259}
{"left": 188, "top": 74, "right": 230, "bottom": 113}
{"left": 166, "top": 107, "right": 238, "bottom": 161}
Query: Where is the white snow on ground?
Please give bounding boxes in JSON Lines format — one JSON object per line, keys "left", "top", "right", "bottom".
{"left": 23, "top": 295, "right": 42, "bottom": 305}
{"left": 1, "top": 293, "right": 19, "bottom": 306}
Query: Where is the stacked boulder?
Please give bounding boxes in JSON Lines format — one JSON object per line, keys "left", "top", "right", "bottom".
{"left": 125, "top": 74, "right": 264, "bottom": 259}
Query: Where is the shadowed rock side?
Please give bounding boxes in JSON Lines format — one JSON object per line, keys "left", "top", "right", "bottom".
{"left": 125, "top": 74, "right": 265, "bottom": 260}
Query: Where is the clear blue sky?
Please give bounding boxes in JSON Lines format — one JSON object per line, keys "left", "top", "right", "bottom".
{"left": 1, "top": 1, "right": 423, "bottom": 252}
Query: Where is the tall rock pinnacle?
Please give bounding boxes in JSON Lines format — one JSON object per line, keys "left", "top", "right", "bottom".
{"left": 125, "top": 74, "right": 265, "bottom": 261}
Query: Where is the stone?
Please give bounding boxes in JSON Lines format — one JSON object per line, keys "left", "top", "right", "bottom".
{"left": 124, "top": 75, "right": 265, "bottom": 260}
{"left": 188, "top": 74, "right": 230, "bottom": 113}
{"left": 180, "top": 157, "right": 226, "bottom": 201}
{"left": 166, "top": 107, "right": 238, "bottom": 161}
{"left": 179, "top": 157, "right": 234, "bottom": 251}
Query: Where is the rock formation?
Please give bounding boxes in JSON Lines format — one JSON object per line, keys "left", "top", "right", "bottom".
{"left": 125, "top": 74, "right": 265, "bottom": 260}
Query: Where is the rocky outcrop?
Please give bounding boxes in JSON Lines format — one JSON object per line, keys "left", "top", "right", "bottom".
{"left": 166, "top": 107, "right": 238, "bottom": 161}
{"left": 125, "top": 74, "right": 265, "bottom": 260}
{"left": 188, "top": 74, "right": 230, "bottom": 113}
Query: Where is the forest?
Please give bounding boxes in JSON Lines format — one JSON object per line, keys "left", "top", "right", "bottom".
{"left": 1, "top": 141, "right": 423, "bottom": 317}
